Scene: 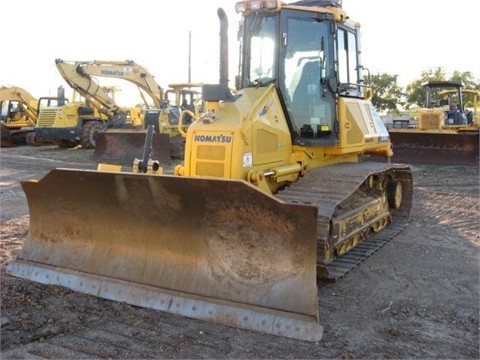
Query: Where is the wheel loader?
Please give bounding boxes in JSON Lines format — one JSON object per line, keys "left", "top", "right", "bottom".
{"left": 7, "top": 0, "right": 413, "bottom": 342}
{"left": 388, "top": 81, "right": 479, "bottom": 166}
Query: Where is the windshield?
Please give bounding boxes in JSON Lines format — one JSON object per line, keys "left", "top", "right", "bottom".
{"left": 244, "top": 14, "right": 277, "bottom": 87}
{"left": 242, "top": 9, "right": 338, "bottom": 145}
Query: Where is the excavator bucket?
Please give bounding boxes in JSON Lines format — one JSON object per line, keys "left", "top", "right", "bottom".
{"left": 92, "top": 130, "right": 172, "bottom": 163}
{"left": 389, "top": 131, "right": 479, "bottom": 166}
{"left": 7, "top": 168, "right": 322, "bottom": 342}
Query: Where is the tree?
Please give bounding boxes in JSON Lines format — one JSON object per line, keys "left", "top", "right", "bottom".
{"left": 450, "top": 71, "right": 480, "bottom": 91}
{"left": 404, "top": 67, "right": 445, "bottom": 109}
{"left": 449, "top": 71, "right": 480, "bottom": 108}
{"left": 404, "top": 68, "right": 480, "bottom": 109}
{"left": 367, "top": 73, "right": 404, "bottom": 113}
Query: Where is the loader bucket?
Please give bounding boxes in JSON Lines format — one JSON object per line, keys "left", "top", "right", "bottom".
{"left": 7, "top": 169, "right": 322, "bottom": 342}
{"left": 92, "top": 130, "right": 171, "bottom": 164}
{"left": 389, "top": 131, "right": 479, "bottom": 166}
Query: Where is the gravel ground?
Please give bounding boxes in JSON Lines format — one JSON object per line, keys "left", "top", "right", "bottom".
{"left": 1, "top": 145, "right": 479, "bottom": 359}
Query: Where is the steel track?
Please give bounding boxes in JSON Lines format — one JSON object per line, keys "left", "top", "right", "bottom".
{"left": 276, "top": 161, "right": 413, "bottom": 281}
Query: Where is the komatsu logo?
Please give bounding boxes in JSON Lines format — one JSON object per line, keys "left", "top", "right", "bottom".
{"left": 100, "top": 70, "right": 124, "bottom": 77}
{"left": 194, "top": 134, "right": 232, "bottom": 143}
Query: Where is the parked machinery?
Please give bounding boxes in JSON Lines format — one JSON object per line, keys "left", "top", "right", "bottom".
{"left": 33, "top": 60, "right": 152, "bottom": 150}
{"left": 49, "top": 58, "right": 200, "bottom": 160}
{"left": 7, "top": 0, "right": 413, "bottom": 342}
{"left": 92, "top": 80, "right": 202, "bottom": 161}
{"left": 0, "top": 86, "right": 65, "bottom": 147}
{"left": 388, "top": 81, "right": 479, "bottom": 165}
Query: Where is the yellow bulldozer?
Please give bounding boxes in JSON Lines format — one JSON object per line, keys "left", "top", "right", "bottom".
{"left": 0, "top": 86, "right": 64, "bottom": 147}
{"left": 92, "top": 81, "right": 202, "bottom": 161}
{"left": 7, "top": 0, "right": 413, "bottom": 342}
{"left": 388, "top": 80, "right": 479, "bottom": 165}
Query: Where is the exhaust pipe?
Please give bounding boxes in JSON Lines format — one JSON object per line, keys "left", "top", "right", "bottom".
{"left": 201, "top": 8, "right": 234, "bottom": 102}
{"left": 218, "top": 8, "right": 229, "bottom": 87}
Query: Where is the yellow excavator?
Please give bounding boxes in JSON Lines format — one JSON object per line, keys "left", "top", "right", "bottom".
{"left": 51, "top": 58, "right": 201, "bottom": 161}
{"left": 388, "top": 81, "right": 479, "bottom": 165}
{"left": 0, "top": 86, "right": 65, "bottom": 147}
{"left": 34, "top": 60, "right": 162, "bottom": 152}
{"left": 7, "top": 0, "right": 413, "bottom": 342}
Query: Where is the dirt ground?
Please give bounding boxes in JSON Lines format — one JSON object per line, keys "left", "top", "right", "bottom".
{"left": 0, "top": 145, "right": 479, "bottom": 359}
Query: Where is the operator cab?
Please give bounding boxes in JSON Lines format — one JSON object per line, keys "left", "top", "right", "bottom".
{"left": 424, "top": 81, "right": 469, "bottom": 125}
{"left": 237, "top": 0, "right": 367, "bottom": 146}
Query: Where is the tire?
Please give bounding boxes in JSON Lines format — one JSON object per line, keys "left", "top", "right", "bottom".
{"left": 81, "top": 122, "right": 103, "bottom": 149}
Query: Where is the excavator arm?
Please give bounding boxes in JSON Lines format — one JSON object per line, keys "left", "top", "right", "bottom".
{"left": 55, "top": 59, "right": 164, "bottom": 113}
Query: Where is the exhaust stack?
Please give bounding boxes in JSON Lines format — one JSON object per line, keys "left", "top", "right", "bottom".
{"left": 218, "top": 8, "right": 229, "bottom": 87}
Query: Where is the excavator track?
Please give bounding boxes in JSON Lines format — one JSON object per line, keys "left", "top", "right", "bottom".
{"left": 276, "top": 161, "right": 413, "bottom": 281}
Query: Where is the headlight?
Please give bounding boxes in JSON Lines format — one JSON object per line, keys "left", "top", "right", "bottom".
{"left": 235, "top": 0, "right": 281, "bottom": 14}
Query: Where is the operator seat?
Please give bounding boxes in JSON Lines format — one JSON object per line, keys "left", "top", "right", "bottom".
{"left": 290, "top": 61, "right": 320, "bottom": 134}
{"left": 439, "top": 99, "right": 450, "bottom": 109}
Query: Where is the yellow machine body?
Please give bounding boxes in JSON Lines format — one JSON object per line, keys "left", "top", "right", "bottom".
{"left": 92, "top": 82, "right": 202, "bottom": 161}
{"left": 389, "top": 81, "right": 479, "bottom": 165}
{"left": 0, "top": 86, "right": 39, "bottom": 129}
{"left": 177, "top": 85, "right": 392, "bottom": 191}
{"left": 7, "top": 0, "right": 413, "bottom": 342}
{"left": 0, "top": 86, "right": 65, "bottom": 147}
{"left": 52, "top": 58, "right": 201, "bottom": 158}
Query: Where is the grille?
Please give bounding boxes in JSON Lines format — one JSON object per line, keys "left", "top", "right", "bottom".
{"left": 37, "top": 109, "right": 58, "bottom": 127}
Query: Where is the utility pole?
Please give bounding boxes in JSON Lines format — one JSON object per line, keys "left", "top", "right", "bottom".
{"left": 188, "top": 30, "right": 192, "bottom": 83}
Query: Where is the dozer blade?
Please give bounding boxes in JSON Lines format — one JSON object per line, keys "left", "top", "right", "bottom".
{"left": 92, "top": 130, "right": 171, "bottom": 163}
{"left": 7, "top": 169, "right": 322, "bottom": 342}
{"left": 389, "top": 131, "right": 479, "bottom": 166}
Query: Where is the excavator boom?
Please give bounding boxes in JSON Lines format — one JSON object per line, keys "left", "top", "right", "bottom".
{"left": 49, "top": 59, "right": 172, "bottom": 156}
{"left": 54, "top": 58, "right": 199, "bottom": 160}
{"left": 55, "top": 59, "right": 164, "bottom": 111}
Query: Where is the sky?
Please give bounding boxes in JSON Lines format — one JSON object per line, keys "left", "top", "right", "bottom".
{"left": 1, "top": 0, "right": 478, "bottom": 106}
